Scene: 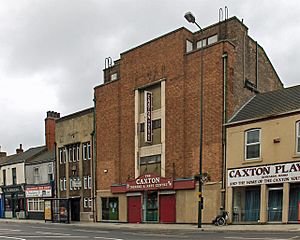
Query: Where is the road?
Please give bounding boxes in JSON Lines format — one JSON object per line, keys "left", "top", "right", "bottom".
{"left": 0, "top": 222, "right": 300, "bottom": 240}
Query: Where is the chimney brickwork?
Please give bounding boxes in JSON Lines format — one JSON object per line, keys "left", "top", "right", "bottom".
{"left": 45, "top": 111, "right": 60, "bottom": 151}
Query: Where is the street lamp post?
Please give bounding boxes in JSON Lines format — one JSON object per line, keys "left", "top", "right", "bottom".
{"left": 184, "top": 11, "right": 204, "bottom": 229}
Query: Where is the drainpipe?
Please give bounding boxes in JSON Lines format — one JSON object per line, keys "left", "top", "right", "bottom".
{"left": 92, "top": 96, "right": 97, "bottom": 222}
{"left": 256, "top": 41, "right": 259, "bottom": 90}
{"left": 222, "top": 52, "right": 228, "bottom": 209}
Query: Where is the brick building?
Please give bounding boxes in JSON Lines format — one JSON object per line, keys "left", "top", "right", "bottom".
{"left": 94, "top": 16, "right": 283, "bottom": 223}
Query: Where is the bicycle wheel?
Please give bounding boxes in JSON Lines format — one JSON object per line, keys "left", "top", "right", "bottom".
{"left": 218, "top": 217, "right": 225, "bottom": 226}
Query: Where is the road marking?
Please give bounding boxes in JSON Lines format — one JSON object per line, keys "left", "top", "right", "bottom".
{"left": 35, "top": 231, "right": 70, "bottom": 235}
{"left": 15, "top": 236, "right": 88, "bottom": 239}
{"left": 224, "top": 237, "right": 290, "bottom": 240}
{"left": 0, "top": 237, "right": 25, "bottom": 240}
{"left": 74, "top": 229, "right": 109, "bottom": 234}
{"left": 0, "top": 229, "right": 21, "bottom": 232}
{"left": 94, "top": 237, "right": 124, "bottom": 240}
{"left": 31, "top": 226, "right": 66, "bottom": 230}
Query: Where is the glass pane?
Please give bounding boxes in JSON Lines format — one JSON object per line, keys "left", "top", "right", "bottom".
{"left": 247, "top": 130, "right": 260, "bottom": 144}
{"left": 247, "top": 144, "right": 260, "bottom": 159}
{"left": 298, "top": 137, "right": 300, "bottom": 153}
{"left": 298, "top": 123, "right": 300, "bottom": 136}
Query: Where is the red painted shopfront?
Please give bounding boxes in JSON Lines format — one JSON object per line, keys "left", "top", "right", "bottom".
{"left": 111, "top": 174, "right": 195, "bottom": 223}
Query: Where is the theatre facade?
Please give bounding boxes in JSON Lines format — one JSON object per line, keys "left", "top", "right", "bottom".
{"left": 226, "top": 86, "right": 300, "bottom": 224}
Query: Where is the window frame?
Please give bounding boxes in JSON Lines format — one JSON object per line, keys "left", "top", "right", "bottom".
{"left": 296, "top": 121, "right": 300, "bottom": 154}
{"left": 245, "top": 128, "right": 261, "bottom": 161}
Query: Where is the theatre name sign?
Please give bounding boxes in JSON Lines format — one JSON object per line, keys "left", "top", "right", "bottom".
{"left": 228, "top": 162, "right": 300, "bottom": 187}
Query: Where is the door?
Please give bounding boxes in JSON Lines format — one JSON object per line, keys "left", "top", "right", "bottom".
{"left": 70, "top": 198, "right": 80, "bottom": 221}
{"left": 159, "top": 194, "right": 176, "bottom": 223}
{"left": 128, "top": 196, "right": 141, "bottom": 223}
{"left": 268, "top": 189, "right": 283, "bottom": 222}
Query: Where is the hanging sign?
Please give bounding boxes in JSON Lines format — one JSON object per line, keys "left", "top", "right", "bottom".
{"left": 144, "top": 91, "right": 153, "bottom": 143}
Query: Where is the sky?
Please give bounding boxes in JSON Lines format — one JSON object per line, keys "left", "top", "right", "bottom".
{"left": 1, "top": 0, "right": 300, "bottom": 154}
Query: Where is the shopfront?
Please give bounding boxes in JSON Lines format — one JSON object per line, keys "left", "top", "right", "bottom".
{"left": 227, "top": 161, "right": 300, "bottom": 224}
{"left": 25, "top": 184, "right": 52, "bottom": 220}
{"left": 2, "top": 184, "right": 26, "bottom": 219}
{"left": 106, "top": 174, "right": 196, "bottom": 223}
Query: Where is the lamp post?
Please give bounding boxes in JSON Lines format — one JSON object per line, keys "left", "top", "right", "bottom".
{"left": 184, "top": 11, "right": 204, "bottom": 229}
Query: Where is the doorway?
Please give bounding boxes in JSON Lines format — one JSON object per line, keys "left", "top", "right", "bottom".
{"left": 268, "top": 187, "right": 283, "bottom": 222}
{"left": 143, "top": 191, "right": 158, "bottom": 222}
{"left": 70, "top": 198, "right": 80, "bottom": 221}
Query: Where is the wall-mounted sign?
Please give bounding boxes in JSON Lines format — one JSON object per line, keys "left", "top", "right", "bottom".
{"left": 126, "top": 174, "right": 173, "bottom": 192}
{"left": 2, "top": 185, "right": 24, "bottom": 194}
{"left": 228, "top": 161, "right": 300, "bottom": 187}
{"left": 144, "top": 91, "right": 153, "bottom": 143}
{"left": 25, "top": 185, "right": 52, "bottom": 198}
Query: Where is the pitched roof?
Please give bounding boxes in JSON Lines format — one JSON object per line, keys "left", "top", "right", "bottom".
{"left": 229, "top": 85, "right": 300, "bottom": 124}
{"left": 0, "top": 146, "right": 46, "bottom": 166}
{"left": 25, "top": 149, "right": 55, "bottom": 165}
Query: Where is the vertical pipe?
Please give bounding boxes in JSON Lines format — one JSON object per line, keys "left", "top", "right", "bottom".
{"left": 92, "top": 97, "right": 97, "bottom": 222}
{"left": 222, "top": 53, "right": 228, "bottom": 209}
{"left": 256, "top": 41, "right": 259, "bottom": 90}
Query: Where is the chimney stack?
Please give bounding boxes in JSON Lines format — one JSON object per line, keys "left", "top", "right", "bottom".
{"left": 45, "top": 111, "right": 60, "bottom": 151}
{"left": 0, "top": 146, "right": 7, "bottom": 158}
{"left": 16, "top": 144, "right": 23, "bottom": 154}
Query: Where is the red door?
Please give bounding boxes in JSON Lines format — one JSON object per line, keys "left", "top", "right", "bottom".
{"left": 159, "top": 194, "right": 176, "bottom": 223}
{"left": 127, "top": 196, "right": 141, "bottom": 223}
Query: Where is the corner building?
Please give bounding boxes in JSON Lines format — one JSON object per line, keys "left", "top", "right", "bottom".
{"left": 94, "top": 16, "right": 283, "bottom": 223}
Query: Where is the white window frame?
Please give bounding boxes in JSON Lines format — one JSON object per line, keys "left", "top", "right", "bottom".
{"left": 73, "top": 145, "right": 76, "bottom": 162}
{"left": 196, "top": 39, "right": 207, "bottom": 49}
{"left": 63, "top": 178, "right": 67, "bottom": 190}
{"left": 84, "top": 197, "right": 88, "bottom": 208}
{"left": 88, "top": 176, "right": 92, "bottom": 189}
{"left": 245, "top": 129, "right": 261, "bottom": 160}
{"left": 87, "top": 142, "right": 91, "bottom": 160}
{"left": 83, "top": 176, "right": 87, "bottom": 189}
{"left": 70, "top": 178, "right": 73, "bottom": 191}
{"left": 186, "top": 40, "right": 193, "bottom": 53}
{"left": 63, "top": 148, "right": 67, "bottom": 163}
{"left": 60, "top": 178, "right": 63, "bottom": 191}
{"left": 83, "top": 143, "right": 87, "bottom": 160}
{"left": 68, "top": 147, "right": 72, "bottom": 162}
{"left": 77, "top": 144, "right": 80, "bottom": 161}
{"left": 207, "top": 34, "right": 218, "bottom": 45}
{"left": 88, "top": 198, "right": 92, "bottom": 208}
{"left": 296, "top": 121, "right": 300, "bottom": 154}
{"left": 27, "top": 198, "right": 44, "bottom": 212}
{"left": 59, "top": 148, "right": 63, "bottom": 164}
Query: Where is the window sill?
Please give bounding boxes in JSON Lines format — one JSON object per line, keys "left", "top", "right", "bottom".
{"left": 242, "top": 159, "right": 263, "bottom": 165}
{"left": 292, "top": 154, "right": 300, "bottom": 159}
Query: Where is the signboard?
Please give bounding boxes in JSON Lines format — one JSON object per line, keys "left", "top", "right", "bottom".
{"left": 228, "top": 161, "right": 300, "bottom": 187}
{"left": 144, "top": 91, "right": 153, "bottom": 143}
{"left": 2, "top": 185, "right": 23, "bottom": 194}
{"left": 44, "top": 200, "right": 52, "bottom": 221}
{"left": 126, "top": 174, "right": 173, "bottom": 192}
{"left": 25, "top": 185, "right": 52, "bottom": 198}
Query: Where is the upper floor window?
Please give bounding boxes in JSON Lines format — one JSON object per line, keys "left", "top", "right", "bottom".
{"left": 12, "top": 168, "right": 17, "bottom": 185}
{"left": 207, "top": 34, "right": 218, "bottom": 45}
{"left": 2, "top": 169, "right": 6, "bottom": 186}
{"left": 245, "top": 129, "right": 261, "bottom": 160}
{"left": 186, "top": 40, "right": 193, "bottom": 53}
{"left": 83, "top": 142, "right": 91, "bottom": 160}
{"left": 196, "top": 39, "right": 207, "bottom": 49}
{"left": 296, "top": 121, "right": 300, "bottom": 154}
{"left": 33, "top": 167, "right": 39, "bottom": 184}
{"left": 59, "top": 148, "right": 66, "bottom": 164}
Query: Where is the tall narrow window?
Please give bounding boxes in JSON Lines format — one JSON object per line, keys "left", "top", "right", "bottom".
{"left": 59, "top": 148, "right": 63, "bottom": 164}
{"left": 245, "top": 129, "right": 261, "bottom": 160}
{"left": 88, "top": 176, "right": 92, "bottom": 189}
{"left": 34, "top": 167, "right": 39, "bottom": 184}
{"left": 87, "top": 142, "right": 91, "bottom": 160}
{"left": 2, "top": 169, "right": 6, "bottom": 186}
{"left": 12, "top": 168, "right": 17, "bottom": 185}
{"left": 297, "top": 122, "right": 300, "bottom": 154}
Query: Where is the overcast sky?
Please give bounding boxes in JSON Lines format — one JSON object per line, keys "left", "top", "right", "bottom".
{"left": 1, "top": 0, "right": 299, "bottom": 154}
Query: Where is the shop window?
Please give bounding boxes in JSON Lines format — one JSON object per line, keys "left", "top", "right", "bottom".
{"left": 245, "top": 129, "right": 261, "bottom": 160}
{"left": 296, "top": 121, "right": 300, "bottom": 154}
{"left": 28, "top": 199, "right": 44, "bottom": 212}
{"left": 101, "top": 197, "right": 119, "bottom": 220}
{"left": 289, "top": 183, "right": 300, "bottom": 221}
{"left": 233, "top": 186, "right": 260, "bottom": 222}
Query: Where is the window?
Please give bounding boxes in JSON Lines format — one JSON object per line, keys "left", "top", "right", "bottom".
{"left": 68, "top": 146, "right": 72, "bottom": 162}
{"left": 111, "top": 73, "right": 118, "bottom": 81}
{"left": 102, "top": 197, "right": 119, "bottom": 220}
{"left": 88, "top": 176, "right": 92, "bottom": 189}
{"left": 84, "top": 198, "right": 89, "bottom": 208}
{"left": 296, "top": 122, "right": 300, "bottom": 154}
{"left": 12, "top": 168, "right": 17, "bottom": 185}
{"left": 245, "top": 129, "right": 261, "bottom": 160}
{"left": 2, "top": 169, "right": 6, "bottom": 186}
{"left": 63, "top": 178, "right": 67, "bottom": 191}
{"left": 83, "top": 142, "right": 91, "bottom": 160}
{"left": 89, "top": 198, "right": 92, "bottom": 208}
{"left": 48, "top": 163, "right": 53, "bottom": 182}
{"left": 27, "top": 199, "right": 44, "bottom": 212}
{"left": 60, "top": 179, "right": 63, "bottom": 191}
{"left": 186, "top": 40, "right": 193, "bottom": 53}
{"left": 83, "top": 176, "right": 87, "bottom": 189}
{"left": 59, "top": 148, "right": 64, "bottom": 164}
{"left": 207, "top": 34, "right": 218, "bottom": 45}
{"left": 63, "top": 148, "right": 67, "bottom": 163}
{"left": 70, "top": 178, "right": 73, "bottom": 191}
{"left": 196, "top": 39, "right": 207, "bottom": 49}
{"left": 34, "top": 167, "right": 39, "bottom": 184}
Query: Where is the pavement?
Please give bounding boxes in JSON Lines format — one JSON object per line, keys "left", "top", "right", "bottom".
{"left": 1, "top": 218, "right": 300, "bottom": 232}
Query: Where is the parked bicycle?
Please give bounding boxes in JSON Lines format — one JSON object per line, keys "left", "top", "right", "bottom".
{"left": 212, "top": 210, "right": 229, "bottom": 226}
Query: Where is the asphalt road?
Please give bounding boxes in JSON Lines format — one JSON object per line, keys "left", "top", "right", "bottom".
{"left": 0, "top": 222, "right": 300, "bottom": 240}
